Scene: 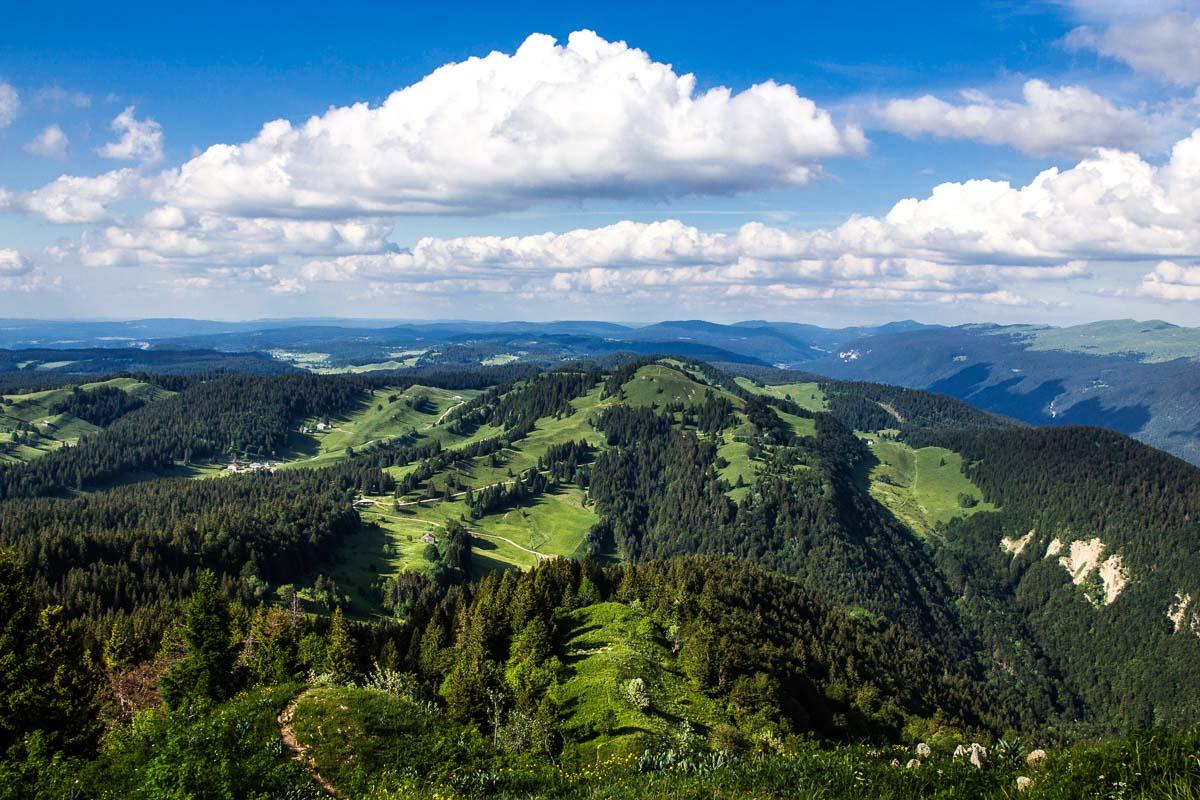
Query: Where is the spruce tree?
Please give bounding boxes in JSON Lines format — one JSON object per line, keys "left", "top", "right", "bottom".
{"left": 325, "top": 607, "right": 357, "bottom": 685}
{"left": 0, "top": 549, "right": 100, "bottom": 756}
{"left": 161, "top": 571, "right": 238, "bottom": 710}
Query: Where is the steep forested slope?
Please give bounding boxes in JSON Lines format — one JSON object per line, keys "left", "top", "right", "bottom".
{"left": 1, "top": 357, "right": 1198, "bottom": 800}
{"left": 913, "top": 425, "right": 1200, "bottom": 728}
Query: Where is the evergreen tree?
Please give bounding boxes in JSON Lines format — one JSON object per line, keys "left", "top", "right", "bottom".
{"left": 325, "top": 607, "right": 357, "bottom": 685}
{"left": 160, "top": 571, "right": 238, "bottom": 710}
{"left": 0, "top": 549, "right": 100, "bottom": 756}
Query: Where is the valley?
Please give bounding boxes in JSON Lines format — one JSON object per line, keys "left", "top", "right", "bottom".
{"left": 0, "top": 353, "right": 1196, "bottom": 799}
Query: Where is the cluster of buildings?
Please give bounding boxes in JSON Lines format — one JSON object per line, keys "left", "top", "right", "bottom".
{"left": 226, "top": 460, "right": 277, "bottom": 473}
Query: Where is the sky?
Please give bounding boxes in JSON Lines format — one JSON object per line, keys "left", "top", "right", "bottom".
{"left": 3, "top": 0, "right": 1200, "bottom": 325}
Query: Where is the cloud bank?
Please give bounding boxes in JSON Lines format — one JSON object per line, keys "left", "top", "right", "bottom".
{"left": 875, "top": 80, "right": 1152, "bottom": 156}
{"left": 152, "top": 30, "right": 866, "bottom": 218}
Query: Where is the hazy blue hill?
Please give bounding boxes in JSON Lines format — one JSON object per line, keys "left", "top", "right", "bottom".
{"left": 1004, "top": 318, "right": 1200, "bottom": 363}
{"left": 5, "top": 317, "right": 1200, "bottom": 462}
{"left": 733, "top": 319, "right": 940, "bottom": 352}
{"left": 803, "top": 322, "right": 1200, "bottom": 464}
{"left": 0, "top": 347, "right": 298, "bottom": 375}
{"left": 629, "top": 319, "right": 825, "bottom": 363}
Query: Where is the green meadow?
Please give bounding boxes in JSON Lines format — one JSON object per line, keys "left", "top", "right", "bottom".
{"left": 278, "top": 384, "right": 483, "bottom": 469}
{"left": 556, "top": 601, "right": 727, "bottom": 758}
{"left": 734, "top": 377, "right": 827, "bottom": 411}
{"left": 864, "top": 438, "right": 996, "bottom": 536}
{"left": 0, "top": 377, "right": 174, "bottom": 463}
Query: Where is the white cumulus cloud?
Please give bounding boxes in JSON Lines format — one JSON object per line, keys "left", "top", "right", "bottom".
{"left": 98, "top": 106, "right": 164, "bottom": 163}
{"left": 0, "top": 249, "right": 60, "bottom": 293}
{"left": 71, "top": 211, "right": 393, "bottom": 268}
{"left": 1064, "top": 2, "right": 1200, "bottom": 86}
{"left": 875, "top": 80, "right": 1152, "bottom": 156}
{"left": 24, "top": 124, "right": 69, "bottom": 160}
{"left": 1137, "top": 260, "right": 1200, "bottom": 300}
{"left": 0, "top": 249, "right": 32, "bottom": 275}
{"left": 21, "top": 169, "right": 144, "bottom": 223}
{"left": 154, "top": 30, "right": 865, "bottom": 218}
{"left": 297, "top": 218, "right": 1065, "bottom": 306}
{"left": 295, "top": 127, "right": 1200, "bottom": 304}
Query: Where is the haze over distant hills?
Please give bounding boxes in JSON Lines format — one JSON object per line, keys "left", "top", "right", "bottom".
{"left": 3, "top": 316, "right": 1200, "bottom": 464}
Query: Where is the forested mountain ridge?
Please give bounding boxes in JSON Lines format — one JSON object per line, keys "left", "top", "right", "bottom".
{"left": 0, "top": 356, "right": 1197, "bottom": 798}
{"left": 7, "top": 315, "right": 1198, "bottom": 467}
{"left": 802, "top": 322, "right": 1200, "bottom": 465}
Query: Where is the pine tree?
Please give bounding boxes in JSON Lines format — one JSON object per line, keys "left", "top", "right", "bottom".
{"left": 160, "top": 570, "right": 238, "bottom": 710}
{"left": 103, "top": 615, "right": 135, "bottom": 671}
{"left": 325, "top": 607, "right": 357, "bottom": 685}
{"left": 0, "top": 549, "right": 100, "bottom": 756}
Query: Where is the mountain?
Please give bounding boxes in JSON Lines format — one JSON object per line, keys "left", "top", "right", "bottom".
{"left": 5, "top": 315, "right": 1200, "bottom": 464}
{"left": 800, "top": 320, "right": 1200, "bottom": 465}
{"left": 2, "top": 355, "right": 1199, "bottom": 796}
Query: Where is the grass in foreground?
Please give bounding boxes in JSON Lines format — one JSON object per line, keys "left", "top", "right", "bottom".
{"left": 9, "top": 682, "right": 1198, "bottom": 799}
{"left": 283, "top": 686, "right": 1200, "bottom": 800}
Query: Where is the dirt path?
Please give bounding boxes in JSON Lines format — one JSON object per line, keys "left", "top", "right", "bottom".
{"left": 470, "top": 530, "right": 551, "bottom": 560}
{"left": 428, "top": 398, "right": 466, "bottom": 428}
{"left": 390, "top": 474, "right": 528, "bottom": 507}
{"left": 278, "top": 689, "right": 340, "bottom": 798}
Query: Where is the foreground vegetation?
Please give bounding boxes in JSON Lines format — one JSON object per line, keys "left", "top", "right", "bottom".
{"left": 3, "top": 553, "right": 1198, "bottom": 799}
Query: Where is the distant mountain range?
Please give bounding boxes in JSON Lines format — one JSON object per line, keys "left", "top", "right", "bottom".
{"left": 3, "top": 316, "right": 1200, "bottom": 463}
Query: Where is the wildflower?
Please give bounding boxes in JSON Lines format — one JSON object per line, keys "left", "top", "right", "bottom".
{"left": 1025, "top": 749, "right": 1047, "bottom": 766}
{"left": 916, "top": 742, "right": 932, "bottom": 758}
{"left": 905, "top": 758, "right": 921, "bottom": 769}
{"left": 1016, "top": 776, "right": 1032, "bottom": 791}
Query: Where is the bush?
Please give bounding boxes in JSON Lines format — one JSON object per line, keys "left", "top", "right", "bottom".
{"left": 624, "top": 677, "right": 651, "bottom": 712}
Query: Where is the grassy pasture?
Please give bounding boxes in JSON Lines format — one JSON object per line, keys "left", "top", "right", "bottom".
{"left": 864, "top": 439, "right": 997, "bottom": 536}
{"left": 278, "top": 384, "right": 483, "bottom": 469}
{"left": 734, "top": 377, "right": 827, "bottom": 412}
{"left": 620, "top": 364, "right": 722, "bottom": 409}
{"left": 716, "top": 432, "right": 756, "bottom": 502}
{"left": 322, "top": 485, "right": 596, "bottom": 616}
{"left": 0, "top": 377, "right": 174, "bottom": 463}
{"left": 557, "top": 602, "right": 726, "bottom": 759}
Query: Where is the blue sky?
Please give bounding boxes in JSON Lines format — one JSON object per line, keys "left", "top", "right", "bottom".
{"left": 2, "top": 0, "right": 1199, "bottom": 324}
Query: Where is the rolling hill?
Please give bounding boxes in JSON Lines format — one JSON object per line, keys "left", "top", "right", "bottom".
{"left": 2, "top": 353, "right": 1199, "bottom": 798}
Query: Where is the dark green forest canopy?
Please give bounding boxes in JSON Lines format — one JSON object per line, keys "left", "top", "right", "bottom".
{"left": 0, "top": 357, "right": 1198, "bottom": 798}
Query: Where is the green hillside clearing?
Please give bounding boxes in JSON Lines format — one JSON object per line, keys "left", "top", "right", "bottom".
{"left": 735, "top": 377, "right": 827, "bottom": 411}
{"left": 557, "top": 601, "right": 727, "bottom": 759}
{"left": 279, "top": 384, "right": 484, "bottom": 469}
{"left": 864, "top": 439, "right": 996, "bottom": 536}
{"left": 0, "top": 377, "right": 174, "bottom": 463}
